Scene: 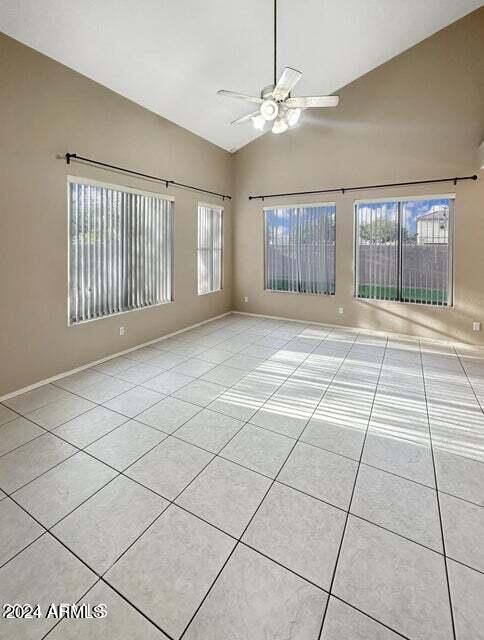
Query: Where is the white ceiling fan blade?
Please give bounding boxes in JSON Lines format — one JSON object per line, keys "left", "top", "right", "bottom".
{"left": 272, "top": 67, "right": 302, "bottom": 101}
{"left": 217, "top": 90, "right": 263, "bottom": 104}
{"left": 286, "top": 95, "right": 340, "bottom": 108}
{"left": 231, "top": 110, "right": 260, "bottom": 125}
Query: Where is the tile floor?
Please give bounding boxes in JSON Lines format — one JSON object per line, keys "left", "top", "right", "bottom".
{"left": 0, "top": 313, "right": 483, "bottom": 639}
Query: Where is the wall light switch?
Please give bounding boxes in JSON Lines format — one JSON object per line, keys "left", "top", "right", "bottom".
{"left": 338, "top": 307, "right": 344, "bottom": 315}
{"left": 244, "top": 296, "right": 249, "bottom": 303}
{"left": 473, "top": 322, "right": 481, "bottom": 332}
{"left": 119, "top": 326, "right": 125, "bottom": 336}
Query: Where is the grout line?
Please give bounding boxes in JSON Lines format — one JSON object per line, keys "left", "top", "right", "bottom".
{"left": 2, "top": 491, "right": 177, "bottom": 640}
{"left": 441, "top": 554, "right": 484, "bottom": 578}
{"left": 453, "top": 344, "right": 484, "bottom": 441}
{"left": 419, "top": 341, "right": 457, "bottom": 640}
{"left": 95, "top": 407, "right": 251, "bottom": 579}
{"left": 0, "top": 521, "right": 47, "bottom": 570}
{"left": 2, "top": 447, "right": 82, "bottom": 495}
{"left": 347, "top": 511, "right": 443, "bottom": 558}
{"left": 95, "top": 578, "right": 177, "bottom": 640}
{"left": 178, "top": 327, "right": 360, "bottom": 639}
{"left": 317, "top": 336, "right": 389, "bottom": 638}
{"left": 39, "top": 578, "right": 103, "bottom": 640}
{"left": 327, "top": 594, "right": 412, "bottom": 640}
{"left": 3, "top": 415, "right": 170, "bottom": 517}
{"left": 239, "top": 540, "right": 329, "bottom": 592}
{"left": 0, "top": 423, "right": 51, "bottom": 460}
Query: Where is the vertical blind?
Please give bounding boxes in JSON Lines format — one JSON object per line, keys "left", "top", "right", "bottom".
{"left": 354, "top": 201, "right": 399, "bottom": 302}
{"left": 264, "top": 203, "right": 336, "bottom": 295}
{"left": 69, "top": 179, "right": 173, "bottom": 325}
{"left": 355, "top": 197, "right": 453, "bottom": 306}
{"left": 197, "top": 203, "right": 223, "bottom": 295}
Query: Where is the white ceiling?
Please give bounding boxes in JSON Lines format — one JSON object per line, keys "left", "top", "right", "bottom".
{"left": 1, "top": 0, "right": 482, "bottom": 151}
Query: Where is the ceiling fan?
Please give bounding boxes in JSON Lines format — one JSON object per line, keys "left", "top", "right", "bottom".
{"left": 217, "top": 0, "right": 339, "bottom": 134}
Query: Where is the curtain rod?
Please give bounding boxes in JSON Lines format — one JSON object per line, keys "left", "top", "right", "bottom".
{"left": 65, "top": 153, "right": 232, "bottom": 201}
{"left": 248, "top": 174, "right": 478, "bottom": 201}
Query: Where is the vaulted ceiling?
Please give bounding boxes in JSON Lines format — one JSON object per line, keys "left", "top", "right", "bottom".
{"left": 0, "top": 0, "right": 482, "bottom": 151}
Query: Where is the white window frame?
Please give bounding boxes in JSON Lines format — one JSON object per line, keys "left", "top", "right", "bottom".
{"left": 263, "top": 201, "right": 336, "bottom": 296}
{"left": 353, "top": 193, "right": 455, "bottom": 307}
{"left": 67, "top": 176, "right": 174, "bottom": 326}
{"left": 197, "top": 202, "right": 224, "bottom": 296}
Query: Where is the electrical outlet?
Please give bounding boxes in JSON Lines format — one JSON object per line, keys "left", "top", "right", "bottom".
{"left": 338, "top": 307, "right": 344, "bottom": 315}
{"left": 473, "top": 322, "right": 481, "bottom": 332}
{"left": 244, "top": 296, "right": 249, "bottom": 303}
{"left": 119, "top": 326, "right": 125, "bottom": 336}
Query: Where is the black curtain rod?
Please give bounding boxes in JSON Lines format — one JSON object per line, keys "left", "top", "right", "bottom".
{"left": 65, "top": 153, "right": 232, "bottom": 201}
{"left": 248, "top": 174, "right": 478, "bottom": 201}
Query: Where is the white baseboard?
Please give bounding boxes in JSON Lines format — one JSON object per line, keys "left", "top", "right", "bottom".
{"left": 2, "top": 308, "right": 479, "bottom": 402}
{"left": 232, "top": 310, "right": 473, "bottom": 348}
{"left": 0, "top": 311, "right": 232, "bottom": 402}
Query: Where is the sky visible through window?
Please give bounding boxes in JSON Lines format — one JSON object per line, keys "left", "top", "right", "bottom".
{"left": 268, "top": 199, "right": 450, "bottom": 240}
{"left": 356, "top": 198, "right": 451, "bottom": 248}
{"left": 266, "top": 206, "right": 336, "bottom": 242}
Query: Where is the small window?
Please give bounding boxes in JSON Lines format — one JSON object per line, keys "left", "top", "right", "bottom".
{"left": 354, "top": 196, "right": 454, "bottom": 306}
{"left": 68, "top": 178, "right": 174, "bottom": 325}
{"left": 197, "top": 203, "right": 223, "bottom": 295}
{"left": 264, "top": 203, "right": 336, "bottom": 295}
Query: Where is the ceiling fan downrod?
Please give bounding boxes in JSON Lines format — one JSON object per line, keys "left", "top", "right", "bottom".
{"left": 274, "top": 0, "right": 277, "bottom": 86}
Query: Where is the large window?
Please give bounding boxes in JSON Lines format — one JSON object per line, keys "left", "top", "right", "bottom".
{"left": 68, "top": 178, "right": 174, "bottom": 325}
{"left": 197, "top": 203, "right": 223, "bottom": 295}
{"left": 354, "top": 196, "right": 454, "bottom": 306}
{"left": 264, "top": 203, "right": 336, "bottom": 295}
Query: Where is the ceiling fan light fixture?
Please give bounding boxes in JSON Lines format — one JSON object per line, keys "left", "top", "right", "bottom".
{"left": 252, "top": 114, "right": 266, "bottom": 131}
{"left": 287, "top": 108, "right": 302, "bottom": 127}
{"left": 260, "top": 99, "right": 279, "bottom": 121}
{"left": 272, "top": 118, "right": 288, "bottom": 134}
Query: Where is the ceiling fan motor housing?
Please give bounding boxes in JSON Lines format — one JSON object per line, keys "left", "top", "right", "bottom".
{"left": 260, "top": 98, "right": 279, "bottom": 121}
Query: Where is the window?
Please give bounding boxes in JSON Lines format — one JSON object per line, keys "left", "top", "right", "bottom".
{"left": 197, "top": 203, "right": 223, "bottom": 295}
{"left": 68, "top": 178, "right": 174, "bottom": 325}
{"left": 354, "top": 196, "right": 454, "bottom": 306}
{"left": 264, "top": 203, "right": 336, "bottom": 295}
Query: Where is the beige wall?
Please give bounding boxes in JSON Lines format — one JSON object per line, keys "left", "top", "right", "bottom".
{"left": 0, "top": 33, "right": 234, "bottom": 396}
{"left": 233, "top": 9, "right": 484, "bottom": 344}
